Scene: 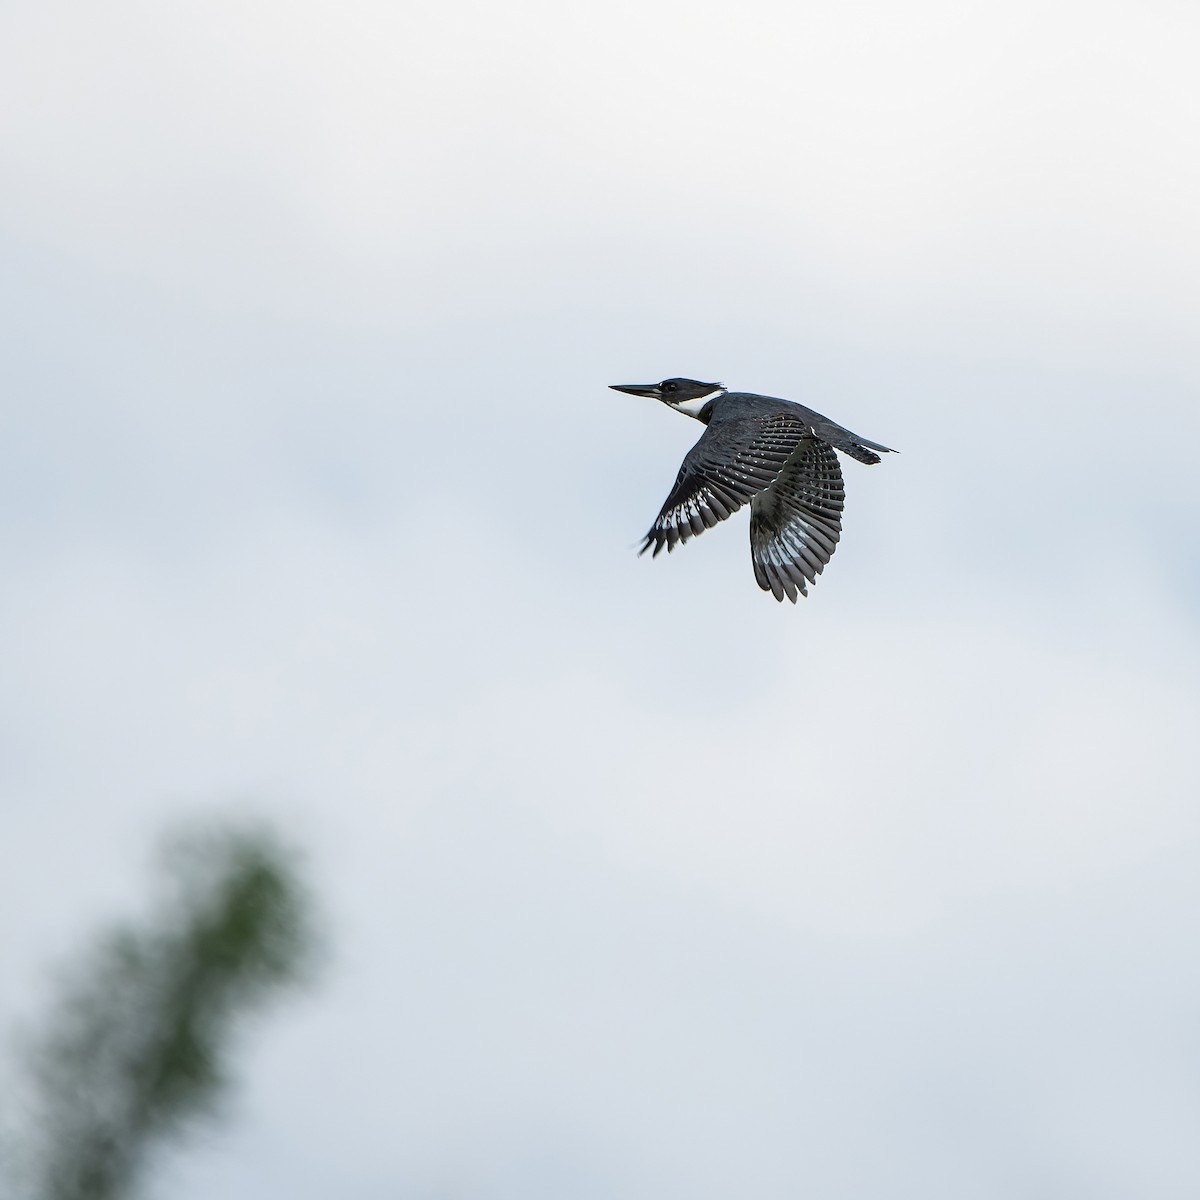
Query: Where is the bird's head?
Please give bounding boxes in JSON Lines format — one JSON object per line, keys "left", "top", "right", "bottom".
{"left": 609, "top": 378, "right": 726, "bottom": 419}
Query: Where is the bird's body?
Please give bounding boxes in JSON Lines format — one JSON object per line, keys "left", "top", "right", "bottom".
{"left": 610, "top": 378, "right": 895, "bottom": 603}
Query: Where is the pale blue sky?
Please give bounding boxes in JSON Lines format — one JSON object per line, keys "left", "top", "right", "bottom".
{"left": 3, "top": 2, "right": 1200, "bottom": 1197}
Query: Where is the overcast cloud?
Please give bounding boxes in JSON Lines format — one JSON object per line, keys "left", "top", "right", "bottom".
{"left": 3, "top": 2, "right": 1200, "bottom": 1197}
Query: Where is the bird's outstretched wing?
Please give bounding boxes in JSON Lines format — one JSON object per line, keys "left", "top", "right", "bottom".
{"left": 640, "top": 411, "right": 811, "bottom": 556}
{"left": 749, "top": 437, "right": 845, "bottom": 603}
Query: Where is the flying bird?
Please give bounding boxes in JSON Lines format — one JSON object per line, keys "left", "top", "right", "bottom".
{"left": 610, "top": 378, "right": 895, "bottom": 602}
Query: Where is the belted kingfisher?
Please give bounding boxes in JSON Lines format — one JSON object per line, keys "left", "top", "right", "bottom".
{"left": 610, "top": 377, "right": 895, "bottom": 602}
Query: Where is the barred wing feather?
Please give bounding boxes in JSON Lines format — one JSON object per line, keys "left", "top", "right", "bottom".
{"left": 640, "top": 412, "right": 809, "bottom": 557}
{"left": 749, "top": 437, "right": 845, "bottom": 603}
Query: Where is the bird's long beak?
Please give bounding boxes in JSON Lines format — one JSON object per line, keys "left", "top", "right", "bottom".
{"left": 609, "top": 383, "right": 662, "bottom": 398}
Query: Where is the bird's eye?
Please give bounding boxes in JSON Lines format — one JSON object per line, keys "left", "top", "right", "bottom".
{"left": 662, "top": 381, "right": 677, "bottom": 393}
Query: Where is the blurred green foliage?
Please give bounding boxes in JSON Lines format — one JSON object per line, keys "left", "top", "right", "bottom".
{"left": 17, "top": 821, "right": 316, "bottom": 1200}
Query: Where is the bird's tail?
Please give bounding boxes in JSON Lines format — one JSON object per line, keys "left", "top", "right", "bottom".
{"left": 832, "top": 431, "right": 896, "bottom": 465}
{"left": 841, "top": 442, "right": 887, "bottom": 465}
